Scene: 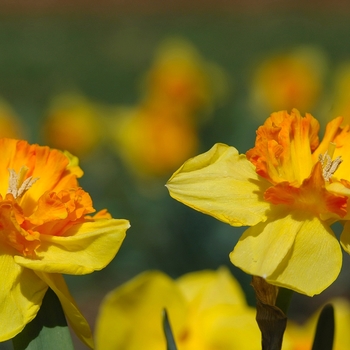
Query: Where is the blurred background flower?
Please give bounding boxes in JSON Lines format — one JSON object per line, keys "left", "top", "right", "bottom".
{"left": 107, "top": 38, "right": 228, "bottom": 181}
{"left": 141, "top": 38, "right": 228, "bottom": 116}
{"left": 42, "top": 93, "right": 103, "bottom": 158}
{"left": 250, "top": 46, "right": 327, "bottom": 118}
{"left": 109, "top": 102, "right": 199, "bottom": 178}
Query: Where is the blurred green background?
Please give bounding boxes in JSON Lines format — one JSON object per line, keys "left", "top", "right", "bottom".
{"left": 2, "top": 3, "right": 350, "bottom": 349}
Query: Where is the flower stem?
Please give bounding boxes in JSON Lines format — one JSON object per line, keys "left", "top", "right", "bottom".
{"left": 252, "top": 277, "right": 288, "bottom": 350}
{"left": 12, "top": 288, "right": 74, "bottom": 350}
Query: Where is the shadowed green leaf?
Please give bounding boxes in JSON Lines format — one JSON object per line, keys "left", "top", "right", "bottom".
{"left": 311, "top": 304, "right": 334, "bottom": 350}
{"left": 12, "top": 288, "right": 74, "bottom": 350}
{"left": 163, "top": 309, "right": 178, "bottom": 350}
{"left": 275, "top": 287, "right": 293, "bottom": 315}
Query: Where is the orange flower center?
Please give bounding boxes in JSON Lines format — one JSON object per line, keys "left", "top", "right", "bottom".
{"left": 0, "top": 142, "right": 96, "bottom": 257}
{"left": 246, "top": 110, "right": 348, "bottom": 219}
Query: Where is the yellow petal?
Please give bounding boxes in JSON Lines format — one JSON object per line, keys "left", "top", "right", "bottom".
{"left": 35, "top": 271, "right": 94, "bottom": 349}
{"left": 231, "top": 211, "right": 341, "bottom": 296}
{"left": 183, "top": 305, "right": 260, "bottom": 350}
{"left": 176, "top": 267, "right": 247, "bottom": 311}
{"left": 267, "top": 214, "right": 341, "bottom": 296}
{"left": 166, "top": 143, "right": 271, "bottom": 227}
{"left": 0, "top": 246, "right": 47, "bottom": 341}
{"left": 14, "top": 219, "right": 129, "bottom": 274}
{"left": 176, "top": 268, "right": 260, "bottom": 350}
{"left": 230, "top": 210, "right": 298, "bottom": 278}
{"left": 95, "top": 271, "right": 187, "bottom": 350}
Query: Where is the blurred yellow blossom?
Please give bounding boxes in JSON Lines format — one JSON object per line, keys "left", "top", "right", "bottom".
{"left": 110, "top": 102, "right": 198, "bottom": 177}
{"left": 167, "top": 109, "right": 350, "bottom": 296}
{"left": 283, "top": 299, "right": 350, "bottom": 350}
{"left": 108, "top": 39, "right": 228, "bottom": 180}
{"left": 0, "top": 138, "right": 129, "bottom": 348}
{"left": 143, "top": 38, "right": 227, "bottom": 115}
{"left": 43, "top": 94, "right": 102, "bottom": 157}
{"left": 95, "top": 267, "right": 260, "bottom": 350}
{"left": 251, "top": 47, "right": 326, "bottom": 115}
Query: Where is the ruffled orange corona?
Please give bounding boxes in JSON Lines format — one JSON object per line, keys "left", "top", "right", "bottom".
{"left": 0, "top": 139, "right": 129, "bottom": 348}
{"left": 167, "top": 109, "right": 350, "bottom": 296}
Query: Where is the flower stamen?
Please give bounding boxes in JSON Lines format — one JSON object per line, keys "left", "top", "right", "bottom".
{"left": 7, "top": 166, "right": 39, "bottom": 199}
{"left": 318, "top": 143, "right": 342, "bottom": 181}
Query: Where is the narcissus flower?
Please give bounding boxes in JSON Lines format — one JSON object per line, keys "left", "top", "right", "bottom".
{"left": 143, "top": 38, "right": 227, "bottom": 115}
{"left": 95, "top": 267, "right": 260, "bottom": 350}
{"left": 43, "top": 94, "right": 102, "bottom": 157}
{"left": 0, "top": 139, "right": 129, "bottom": 348}
{"left": 167, "top": 109, "right": 350, "bottom": 296}
{"left": 251, "top": 47, "right": 326, "bottom": 115}
{"left": 110, "top": 103, "right": 198, "bottom": 177}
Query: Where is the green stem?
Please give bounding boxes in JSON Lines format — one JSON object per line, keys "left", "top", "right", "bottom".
{"left": 12, "top": 288, "right": 74, "bottom": 350}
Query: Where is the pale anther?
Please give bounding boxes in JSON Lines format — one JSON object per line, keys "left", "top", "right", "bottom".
{"left": 7, "top": 166, "right": 39, "bottom": 198}
{"left": 318, "top": 151, "right": 342, "bottom": 181}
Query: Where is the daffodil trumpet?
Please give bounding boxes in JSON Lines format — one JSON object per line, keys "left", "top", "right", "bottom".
{"left": 167, "top": 109, "right": 350, "bottom": 296}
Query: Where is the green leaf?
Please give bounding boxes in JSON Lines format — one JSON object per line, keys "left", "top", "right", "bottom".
{"left": 275, "top": 287, "right": 293, "bottom": 315}
{"left": 12, "top": 288, "right": 74, "bottom": 350}
{"left": 311, "top": 304, "right": 334, "bottom": 350}
{"left": 162, "top": 309, "right": 178, "bottom": 350}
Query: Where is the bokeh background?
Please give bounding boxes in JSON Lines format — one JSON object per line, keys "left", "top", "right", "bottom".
{"left": 2, "top": 1, "right": 350, "bottom": 348}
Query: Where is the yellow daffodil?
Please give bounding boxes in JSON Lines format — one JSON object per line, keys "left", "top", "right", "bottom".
{"left": 0, "top": 138, "right": 129, "bottom": 348}
{"left": 143, "top": 38, "right": 226, "bottom": 115}
{"left": 110, "top": 102, "right": 198, "bottom": 177}
{"left": 251, "top": 47, "right": 326, "bottom": 115}
{"left": 167, "top": 109, "right": 350, "bottom": 296}
{"left": 43, "top": 94, "right": 102, "bottom": 157}
{"left": 282, "top": 298, "right": 350, "bottom": 350}
{"left": 95, "top": 267, "right": 260, "bottom": 350}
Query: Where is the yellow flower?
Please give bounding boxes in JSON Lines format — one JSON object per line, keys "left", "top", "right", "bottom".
{"left": 167, "top": 109, "right": 350, "bottom": 296}
{"left": 282, "top": 299, "right": 350, "bottom": 350}
{"left": 0, "top": 138, "right": 129, "bottom": 348}
{"left": 95, "top": 267, "right": 260, "bottom": 350}
{"left": 251, "top": 47, "right": 326, "bottom": 115}
{"left": 43, "top": 94, "right": 102, "bottom": 158}
{"left": 110, "top": 102, "right": 198, "bottom": 177}
{"left": 143, "top": 38, "right": 226, "bottom": 115}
